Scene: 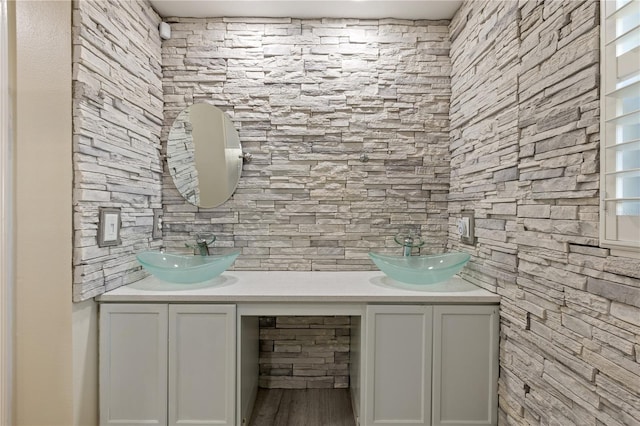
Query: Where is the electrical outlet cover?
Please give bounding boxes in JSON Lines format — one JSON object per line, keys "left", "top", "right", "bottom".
{"left": 460, "top": 210, "right": 476, "bottom": 245}
{"left": 457, "top": 218, "right": 468, "bottom": 237}
{"left": 152, "top": 209, "right": 163, "bottom": 240}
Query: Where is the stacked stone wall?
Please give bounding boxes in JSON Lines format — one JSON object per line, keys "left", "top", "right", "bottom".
{"left": 72, "top": 0, "right": 164, "bottom": 301}
{"left": 448, "top": 1, "right": 640, "bottom": 424}
{"left": 259, "top": 316, "right": 351, "bottom": 389}
{"left": 161, "top": 17, "right": 452, "bottom": 270}
{"left": 161, "top": 17, "right": 452, "bottom": 390}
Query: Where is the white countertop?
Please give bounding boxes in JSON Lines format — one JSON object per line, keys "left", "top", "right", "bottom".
{"left": 96, "top": 271, "right": 500, "bottom": 304}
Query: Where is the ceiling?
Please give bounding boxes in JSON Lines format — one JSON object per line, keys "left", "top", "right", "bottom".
{"left": 149, "top": 0, "right": 463, "bottom": 20}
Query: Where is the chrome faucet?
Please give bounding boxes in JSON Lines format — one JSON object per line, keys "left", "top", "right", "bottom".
{"left": 402, "top": 236, "right": 414, "bottom": 256}
{"left": 186, "top": 233, "right": 216, "bottom": 256}
{"left": 195, "top": 238, "right": 210, "bottom": 256}
{"left": 394, "top": 230, "right": 425, "bottom": 256}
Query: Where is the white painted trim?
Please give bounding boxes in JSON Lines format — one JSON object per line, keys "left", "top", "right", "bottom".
{"left": 236, "top": 302, "right": 365, "bottom": 316}
{"left": 236, "top": 316, "right": 258, "bottom": 426}
{"left": 599, "top": 0, "right": 606, "bottom": 249}
{"left": 599, "top": 0, "right": 640, "bottom": 259}
{"left": 0, "top": 0, "right": 13, "bottom": 422}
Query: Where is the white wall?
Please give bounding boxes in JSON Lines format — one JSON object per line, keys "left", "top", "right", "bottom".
{"left": 14, "top": 0, "right": 79, "bottom": 423}
{"left": 0, "top": 0, "right": 15, "bottom": 422}
{"left": 73, "top": 300, "right": 98, "bottom": 425}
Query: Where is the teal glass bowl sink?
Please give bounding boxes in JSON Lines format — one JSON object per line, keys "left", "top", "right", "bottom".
{"left": 137, "top": 250, "right": 240, "bottom": 284}
{"left": 368, "top": 252, "right": 471, "bottom": 285}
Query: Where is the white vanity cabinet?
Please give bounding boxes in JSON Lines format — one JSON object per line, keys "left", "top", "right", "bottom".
{"left": 99, "top": 303, "right": 236, "bottom": 426}
{"left": 168, "top": 304, "right": 236, "bottom": 426}
{"left": 99, "top": 304, "right": 168, "bottom": 426}
{"left": 365, "top": 305, "right": 433, "bottom": 426}
{"left": 364, "top": 304, "right": 498, "bottom": 426}
{"left": 432, "top": 305, "right": 499, "bottom": 426}
{"left": 97, "top": 272, "right": 501, "bottom": 426}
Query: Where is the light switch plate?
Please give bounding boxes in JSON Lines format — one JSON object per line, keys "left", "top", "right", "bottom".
{"left": 460, "top": 210, "right": 476, "bottom": 245}
{"left": 152, "top": 209, "right": 163, "bottom": 240}
{"left": 97, "top": 207, "right": 121, "bottom": 247}
{"left": 457, "top": 217, "right": 470, "bottom": 237}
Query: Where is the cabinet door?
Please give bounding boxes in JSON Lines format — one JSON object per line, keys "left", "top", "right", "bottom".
{"left": 99, "top": 304, "right": 168, "bottom": 426}
{"left": 365, "top": 305, "right": 432, "bottom": 426}
{"left": 432, "top": 305, "right": 499, "bottom": 426}
{"left": 168, "top": 304, "right": 236, "bottom": 426}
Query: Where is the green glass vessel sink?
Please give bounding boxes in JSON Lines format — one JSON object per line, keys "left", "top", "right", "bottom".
{"left": 137, "top": 250, "right": 240, "bottom": 284}
{"left": 368, "top": 252, "right": 471, "bottom": 285}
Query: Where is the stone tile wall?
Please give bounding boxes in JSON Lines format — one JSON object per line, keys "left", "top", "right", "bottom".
{"left": 70, "top": 2, "right": 640, "bottom": 415}
{"left": 259, "top": 316, "right": 351, "bottom": 389}
{"left": 448, "top": 1, "right": 640, "bottom": 424}
{"left": 161, "top": 17, "right": 451, "bottom": 389}
{"left": 72, "top": 0, "right": 164, "bottom": 301}
{"left": 160, "top": 17, "right": 452, "bottom": 269}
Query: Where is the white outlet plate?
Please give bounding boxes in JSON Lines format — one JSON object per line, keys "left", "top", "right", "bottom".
{"left": 457, "top": 217, "right": 470, "bottom": 237}
{"left": 460, "top": 210, "right": 476, "bottom": 245}
{"left": 152, "top": 209, "right": 163, "bottom": 240}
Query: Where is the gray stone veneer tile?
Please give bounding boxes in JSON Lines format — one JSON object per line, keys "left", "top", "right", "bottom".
{"left": 448, "top": 1, "right": 639, "bottom": 425}
{"left": 161, "top": 17, "right": 452, "bottom": 269}
{"left": 72, "top": 0, "right": 163, "bottom": 301}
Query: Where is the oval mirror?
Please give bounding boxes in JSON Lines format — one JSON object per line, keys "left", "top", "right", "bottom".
{"left": 167, "top": 103, "right": 243, "bottom": 208}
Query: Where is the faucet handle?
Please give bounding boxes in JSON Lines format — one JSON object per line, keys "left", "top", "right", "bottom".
{"left": 185, "top": 233, "right": 216, "bottom": 250}
{"left": 195, "top": 233, "right": 216, "bottom": 245}
{"left": 185, "top": 233, "right": 216, "bottom": 256}
{"left": 394, "top": 231, "right": 425, "bottom": 248}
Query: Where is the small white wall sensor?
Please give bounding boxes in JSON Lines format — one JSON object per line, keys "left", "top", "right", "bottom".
{"left": 159, "top": 22, "right": 171, "bottom": 40}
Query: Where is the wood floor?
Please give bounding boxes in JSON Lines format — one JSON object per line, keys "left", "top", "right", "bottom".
{"left": 249, "top": 388, "right": 356, "bottom": 426}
